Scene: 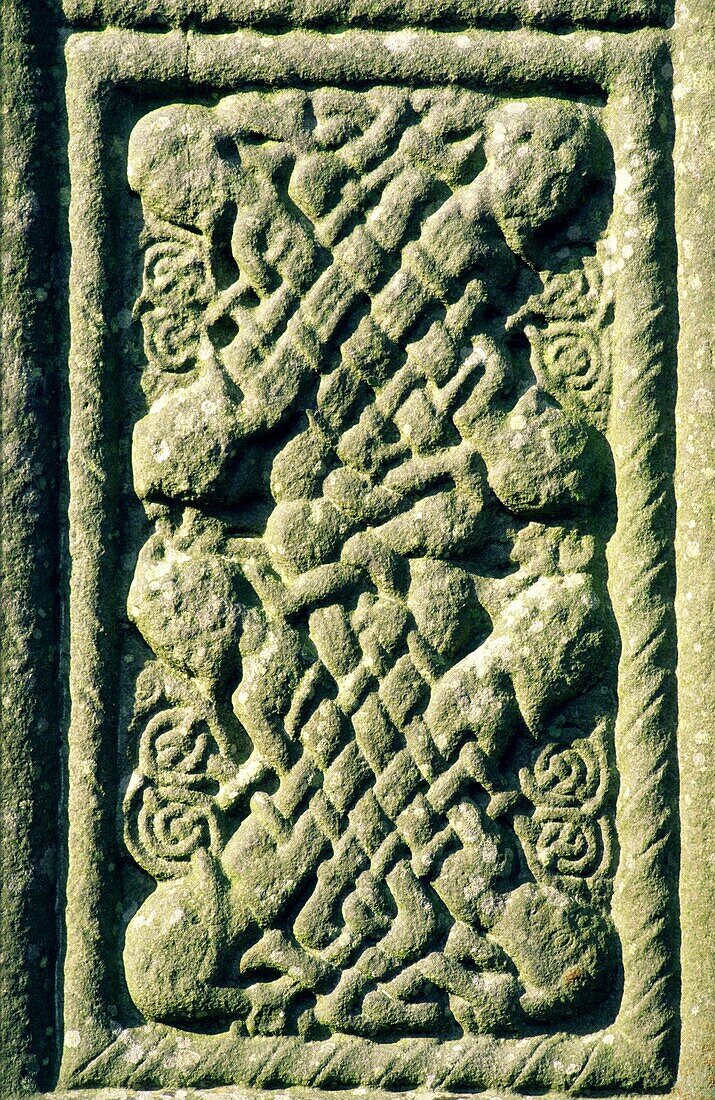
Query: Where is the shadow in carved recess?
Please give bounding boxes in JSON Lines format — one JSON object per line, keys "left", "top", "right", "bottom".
{"left": 119, "top": 87, "right": 621, "bottom": 1041}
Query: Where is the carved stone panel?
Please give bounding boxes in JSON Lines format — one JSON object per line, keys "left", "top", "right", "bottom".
{"left": 125, "top": 86, "right": 619, "bottom": 1035}
{"left": 52, "top": 27, "right": 683, "bottom": 1093}
{"left": 5, "top": 2, "right": 714, "bottom": 1098}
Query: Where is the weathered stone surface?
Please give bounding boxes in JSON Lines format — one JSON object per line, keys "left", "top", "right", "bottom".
{"left": 1, "top": 0, "right": 713, "bottom": 1097}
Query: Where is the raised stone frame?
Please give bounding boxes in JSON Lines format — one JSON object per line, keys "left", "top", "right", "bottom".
{"left": 2, "top": 2, "right": 714, "bottom": 1099}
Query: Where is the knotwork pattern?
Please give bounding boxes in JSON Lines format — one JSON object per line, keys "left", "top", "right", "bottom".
{"left": 121, "top": 87, "right": 620, "bottom": 1045}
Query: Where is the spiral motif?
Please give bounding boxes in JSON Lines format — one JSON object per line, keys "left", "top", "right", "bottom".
{"left": 138, "top": 706, "right": 214, "bottom": 787}
{"left": 520, "top": 730, "right": 608, "bottom": 814}
{"left": 544, "top": 323, "right": 602, "bottom": 388}
{"left": 518, "top": 259, "right": 611, "bottom": 431}
{"left": 124, "top": 782, "right": 221, "bottom": 880}
{"left": 142, "top": 239, "right": 211, "bottom": 300}
{"left": 534, "top": 321, "right": 607, "bottom": 402}
{"left": 533, "top": 811, "right": 603, "bottom": 877}
{"left": 141, "top": 305, "right": 203, "bottom": 372}
{"left": 137, "top": 240, "right": 211, "bottom": 372}
{"left": 517, "top": 727, "right": 615, "bottom": 896}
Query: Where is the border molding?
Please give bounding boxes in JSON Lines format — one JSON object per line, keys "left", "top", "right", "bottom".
{"left": 60, "top": 0, "right": 673, "bottom": 32}
{"left": 673, "top": 1, "right": 715, "bottom": 1097}
{"left": 0, "top": 0, "right": 65, "bottom": 1095}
